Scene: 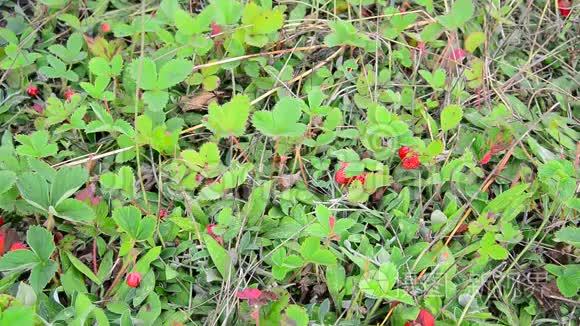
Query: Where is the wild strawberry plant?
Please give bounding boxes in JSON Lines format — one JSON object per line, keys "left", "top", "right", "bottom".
{"left": 0, "top": 0, "right": 578, "bottom": 325}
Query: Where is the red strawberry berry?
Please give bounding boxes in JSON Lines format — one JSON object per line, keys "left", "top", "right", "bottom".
{"left": 27, "top": 85, "right": 39, "bottom": 97}
{"left": 398, "top": 146, "right": 412, "bottom": 159}
{"left": 126, "top": 272, "right": 142, "bottom": 288}
{"left": 236, "top": 288, "right": 262, "bottom": 300}
{"left": 335, "top": 162, "right": 352, "bottom": 185}
{"left": 336, "top": 162, "right": 368, "bottom": 185}
{"left": 558, "top": 0, "right": 572, "bottom": 17}
{"left": 101, "top": 23, "right": 111, "bottom": 33}
{"left": 355, "top": 173, "right": 367, "bottom": 184}
{"left": 64, "top": 89, "right": 75, "bottom": 101}
{"left": 405, "top": 309, "right": 435, "bottom": 326}
{"left": 0, "top": 232, "right": 5, "bottom": 255}
{"left": 480, "top": 151, "right": 492, "bottom": 165}
{"left": 402, "top": 155, "right": 421, "bottom": 170}
{"left": 158, "top": 208, "right": 168, "bottom": 219}
{"left": 32, "top": 103, "right": 44, "bottom": 114}
{"left": 9, "top": 242, "right": 27, "bottom": 251}
{"left": 210, "top": 22, "right": 222, "bottom": 37}
{"left": 328, "top": 215, "right": 336, "bottom": 230}
{"left": 206, "top": 223, "right": 223, "bottom": 245}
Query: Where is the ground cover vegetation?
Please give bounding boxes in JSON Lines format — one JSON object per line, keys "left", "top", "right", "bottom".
{"left": 0, "top": 0, "right": 578, "bottom": 325}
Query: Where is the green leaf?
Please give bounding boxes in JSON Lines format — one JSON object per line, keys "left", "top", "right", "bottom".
{"left": 27, "top": 226, "right": 55, "bottom": 261}
{"left": 29, "top": 260, "right": 58, "bottom": 293}
{"left": 15, "top": 130, "right": 58, "bottom": 158}
{"left": 136, "top": 216, "right": 156, "bottom": 241}
{"left": 252, "top": 97, "right": 307, "bottom": 137}
{"left": 203, "top": 234, "right": 232, "bottom": 278}
{"left": 206, "top": 95, "right": 251, "bottom": 139}
{"left": 419, "top": 69, "right": 446, "bottom": 89}
{"left": 242, "top": 2, "right": 284, "bottom": 35}
{"left": 0, "top": 170, "right": 17, "bottom": 194}
{"left": 285, "top": 305, "right": 309, "bottom": 326}
{"left": 50, "top": 166, "right": 88, "bottom": 206}
{"left": 557, "top": 266, "right": 580, "bottom": 297}
{"left": 130, "top": 57, "right": 158, "bottom": 90}
{"left": 554, "top": 227, "right": 580, "bottom": 248}
{"left": 378, "top": 263, "right": 398, "bottom": 292}
{"left": 142, "top": 90, "right": 169, "bottom": 111}
{"left": 325, "top": 20, "right": 372, "bottom": 49}
{"left": 156, "top": 59, "right": 193, "bottom": 89}
{"left": 134, "top": 246, "right": 162, "bottom": 274}
{"left": 300, "top": 237, "right": 320, "bottom": 260}
{"left": 0, "top": 306, "right": 36, "bottom": 325}
{"left": 465, "top": 31, "right": 485, "bottom": 53}
{"left": 309, "top": 249, "right": 336, "bottom": 266}
{"left": 53, "top": 198, "right": 96, "bottom": 223}
{"left": 209, "top": 0, "right": 243, "bottom": 25}
{"left": 112, "top": 206, "right": 142, "bottom": 239}
{"left": 17, "top": 172, "right": 50, "bottom": 211}
{"left": 384, "top": 289, "right": 415, "bottom": 305}
{"left": 0, "top": 250, "right": 39, "bottom": 271}
{"left": 88, "top": 57, "right": 111, "bottom": 77}
{"left": 440, "top": 104, "right": 463, "bottom": 132}
{"left": 66, "top": 252, "right": 102, "bottom": 285}
{"left": 438, "top": 0, "right": 473, "bottom": 30}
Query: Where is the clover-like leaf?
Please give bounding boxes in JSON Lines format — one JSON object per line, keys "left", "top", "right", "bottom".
{"left": 206, "top": 95, "right": 251, "bottom": 139}
{"left": 252, "top": 97, "right": 307, "bottom": 138}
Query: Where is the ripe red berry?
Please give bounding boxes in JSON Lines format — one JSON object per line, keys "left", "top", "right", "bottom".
{"left": 101, "top": 23, "right": 111, "bottom": 33}
{"left": 328, "top": 215, "right": 336, "bottom": 230}
{"left": 398, "top": 146, "right": 412, "bottom": 159}
{"left": 402, "top": 155, "right": 421, "bottom": 170}
{"left": 480, "top": 151, "right": 492, "bottom": 165}
{"left": 210, "top": 22, "right": 222, "bottom": 37}
{"left": 0, "top": 232, "right": 5, "bottom": 255}
{"left": 32, "top": 103, "right": 44, "bottom": 114}
{"left": 64, "top": 89, "right": 75, "bottom": 101}
{"left": 9, "top": 242, "right": 27, "bottom": 251}
{"left": 405, "top": 309, "right": 435, "bottom": 326}
{"left": 558, "top": 0, "right": 572, "bottom": 17}
{"left": 335, "top": 162, "right": 351, "bottom": 185}
{"left": 27, "top": 85, "right": 39, "bottom": 97}
{"left": 334, "top": 162, "right": 353, "bottom": 185}
{"left": 126, "top": 272, "right": 142, "bottom": 288}
{"left": 158, "top": 208, "right": 168, "bottom": 219}
{"left": 355, "top": 173, "right": 367, "bottom": 184}
{"left": 206, "top": 223, "right": 223, "bottom": 245}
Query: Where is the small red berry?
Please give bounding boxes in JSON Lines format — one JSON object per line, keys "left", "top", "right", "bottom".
{"left": 398, "top": 146, "right": 412, "bottom": 159}
{"left": 64, "top": 89, "right": 75, "bottom": 101}
{"left": 9, "top": 242, "right": 27, "bottom": 251}
{"left": 328, "top": 215, "right": 336, "bottom": 230}
{"left": 27, "top": 85, "right": 39, "bottom": 97}
{"left": 417, "top": 309, "right": 435, "bottom": 326}
{"left": 210, "top": 22, "right": 222, "bottom": 37}
{"left": 449, "top": 48, "right": 466, "bottom": 62}
{"left": 126, "top": 272, "right": 142, "bottom": 288}
{"left": 335, "top": 162, "right": 351, "bottom": 185}
{"left": 158, "top": 208, "right": 168, "bottom": 219}
{"left": 32, "top": 103, "right": 44, "bottom": 114}
{"left": 206, "top": 223, "right": 223, "bottom": 245}
{"left": 355, "top": 173, "right": 367, "bottom": 184}
{"left": 100, "top": 22, "right": 111, "bottom": 33}
{"left": 558, "top": 0, "right": 572, "bottom": 17}
{"left": 402, "top": 155, "right": 421, "bottom": 170}
{"left": 480, "top": 151, "right": 492, "bottom": 165}
{"left": 0, "top": 232, "right": 5, "bottom": 255}
{"left": 405, "top": 309, "right": 435, "bottom": 326}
